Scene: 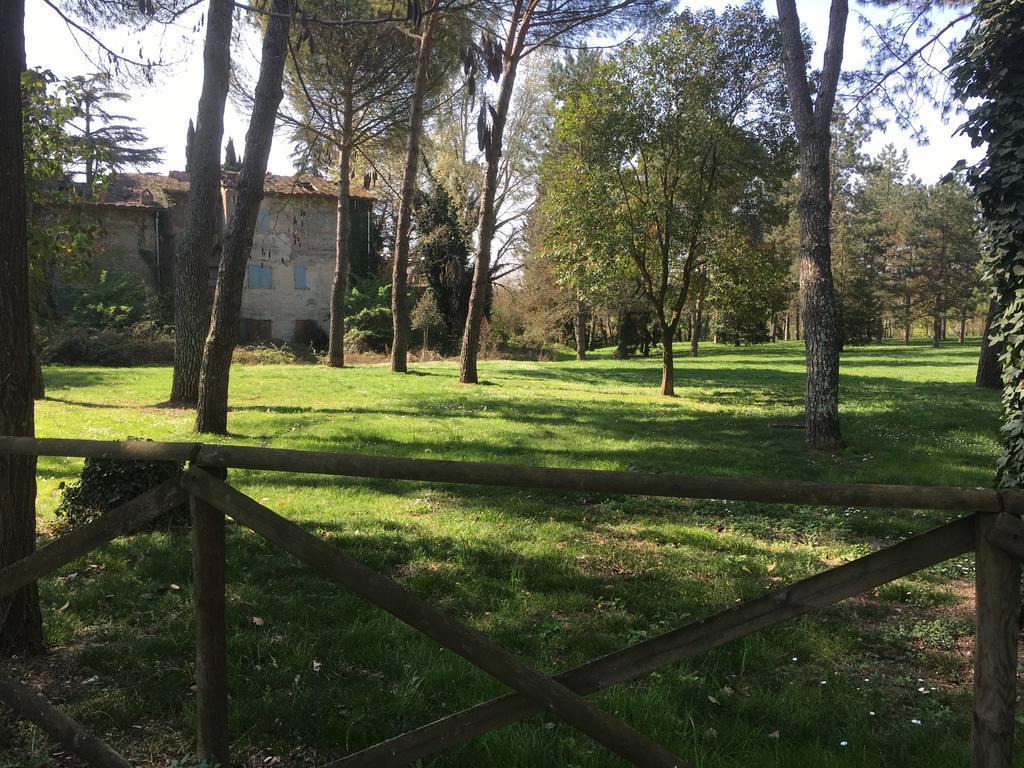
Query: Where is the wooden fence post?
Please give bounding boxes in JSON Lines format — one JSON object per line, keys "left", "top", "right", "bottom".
{"left": 972, "top": 512, "right": 1021, "bottom": 768}
{"left": 191, "top": 467, "right": 229, "bottom": 766}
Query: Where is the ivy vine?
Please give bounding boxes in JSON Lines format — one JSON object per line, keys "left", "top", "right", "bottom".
{"left": 951, "top": 0, "right": 1024, "bottom": 487}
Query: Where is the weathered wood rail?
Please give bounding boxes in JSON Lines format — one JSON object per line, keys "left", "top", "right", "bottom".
{"left": 0, "top": 436, "right": 1021, "bottom": 768}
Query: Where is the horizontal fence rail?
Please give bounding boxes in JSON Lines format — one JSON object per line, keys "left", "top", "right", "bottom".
{"left": 0, "top": 436, "right": 1020, "bottom": 768}
{"left": 2, "top": 436, "right": 1022, "bottom": 514}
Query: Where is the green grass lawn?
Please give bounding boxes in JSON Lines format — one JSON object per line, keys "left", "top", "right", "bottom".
{"left": 5, "top": 341, "right": 1010, "bottom": 767}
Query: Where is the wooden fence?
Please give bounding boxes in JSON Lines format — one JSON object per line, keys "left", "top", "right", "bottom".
{"left": 0, "top": 436, "right": 1021, "bottom": 767}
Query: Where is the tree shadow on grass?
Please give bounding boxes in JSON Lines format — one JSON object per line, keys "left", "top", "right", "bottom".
{"left": 19, "top": 503, "right": 975, "bottom": 767}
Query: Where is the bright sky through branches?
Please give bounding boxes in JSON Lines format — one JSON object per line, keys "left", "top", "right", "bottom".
{"left": 24, "top": 0, "right": 980, "bottom": 182}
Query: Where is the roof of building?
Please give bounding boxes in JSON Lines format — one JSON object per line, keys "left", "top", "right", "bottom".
{"left": 97, "top": 171, "right": 375, "bottom": 209}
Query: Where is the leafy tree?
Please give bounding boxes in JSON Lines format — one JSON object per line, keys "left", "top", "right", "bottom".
{"left": 223, "top": 136, "right": 241, "bottom": 170}
{"left": 411, "top": 289, "right": 442, "bottom": 351}
{"left": 541, "top": 3, "right": 793, "bottom": 395}
{"left": 412, "top": 178, "right": 478, "bottom": 354}
{"left": 66, "top": 72, "right": 163, "bottom": 191}
{"left": 283, "top": 0, "right": 418, "bottom": 368}
{"left": 916, "top": 179, "right": 983, "bottom": 346}
{"left": 22, "top": 69, "right": 103, "bottom": 334}
{"left": 950, "top": 0, "right": 1024, "bottom": 488}
{"left": 457, "top": 0, "right": 663, "bottom": 384}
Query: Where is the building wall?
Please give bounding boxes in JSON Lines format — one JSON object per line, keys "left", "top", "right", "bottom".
{"left": 85, "top": 186, "right": 374, "bottom": 345}
{"left": 91, "top": 206, "right": 163, "bottom": 292}
{"left": 239, "top": 194, "right": 337, "bottom": 342}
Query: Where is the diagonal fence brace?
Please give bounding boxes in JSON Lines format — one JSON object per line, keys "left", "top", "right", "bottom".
{"left": 0, "top": 478, "right": 188, "bottom": 601}
{"left": 331, "top": 513, "right": 978, "bottom": 767}
{"left": 0, "top": 670, "right": 131, "bottom": 768}
{"left": 181, "top": 467, "right": 691, "bottom": 768}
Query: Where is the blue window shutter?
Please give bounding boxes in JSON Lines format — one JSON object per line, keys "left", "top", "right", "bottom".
{"left": 248, "top": 263, "right": 272, "bottom": 289}
{"left": 293, "top": 264, "right": 307, "bottom": 290}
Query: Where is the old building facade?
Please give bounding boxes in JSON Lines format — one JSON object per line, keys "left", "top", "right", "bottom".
{"left": 86, "top": 171, "right": 375, "bottom": 344}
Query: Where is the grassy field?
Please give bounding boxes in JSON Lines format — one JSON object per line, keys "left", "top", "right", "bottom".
{"left": 4, "top": 341, "right": 1009, "bottom": 767}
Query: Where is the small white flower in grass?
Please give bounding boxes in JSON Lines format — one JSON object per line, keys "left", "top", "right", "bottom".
{"left": 840, "top": 741, "right": 848, "bottom": 747}
{"left": 911, "top": 719, "right": 922, "bottom": 726}
{"left": 820, "top": 680, "right": 827, "bottom": 686}
{"left": 312, "top": 660, "right": 322, "bottom": 673}
{"left": 791, "top": 657, "right": 798, "bottom": 662}
{"left": 918, "top": 687, "right": 928, "bottom": 694}
{"left": 869, "top": 711, "right": 876, "bottom": 717}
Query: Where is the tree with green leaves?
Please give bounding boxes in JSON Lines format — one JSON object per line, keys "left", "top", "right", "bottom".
{"left": 951, "top": 0, "right": 1024, "bottom": 494}
{"left": 457, "top": 0, "right": 663, "bottom": 385}
{"left": 283, "top": 0, "right": 419, "bottom": 368}
{"left": 541, "top": 3, "right": 793, "bottom": 395}
{"left": 66, "top": 72, "right": 163, "bottom": 192}
{"left": 412, "top": 176, "right": 477, "bottom": 354}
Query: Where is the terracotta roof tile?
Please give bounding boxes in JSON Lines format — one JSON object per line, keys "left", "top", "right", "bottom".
{"left": 99, "top": 171, "right": 375, "bottom": 209}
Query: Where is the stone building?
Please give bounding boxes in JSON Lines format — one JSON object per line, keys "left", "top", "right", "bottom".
{"left": 85, "top": 171, "right": 375, "bottom": 344}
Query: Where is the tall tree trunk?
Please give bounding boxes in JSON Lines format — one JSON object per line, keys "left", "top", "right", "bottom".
{"left": 977, "top": 299, "right": 1003, "bottom": 390}
{"left": 31, "top": 347, "right": 44, "bottom": 400}
{"left": 777, "top": 0, "right": 846, "bottom": 451}
{"left": 615, "top": 314, "right": 628, "bottom": 359}
{"left": 575, "top": 300, "right": 588, "bottom": 360}
{"left": 391, "top": 12, "right": 437, "bottom": 374}
{"left": 660, "top": 325, "right": 675, "bottom": 396}
{"left": 0, "top": 0, "right": 43, "bottom": 654}
{"left": 170, "top": 0, "right": 233, "bottom": 405}
{"left": 784, "top": 312, "right": 791, "bottom": 341}
{"left": 195, "top": 0, "right": 291, "bottom": 435}
{"left": 460, "top": 14, "right": 528, "bottom": 385}
{"left": 328, "top": 88, "right": 354, "bottom": 368}
{"left": 933, "top": 307, "right": 942, "bottom": 348}
{"left": 690, "top": 285, "right": 704, "bottom": 357}
{"left": 959, "top": 309, "right": 967, "bottom": 344}
{"left": 797, "top": 136, "right": 844, "bottom": 449}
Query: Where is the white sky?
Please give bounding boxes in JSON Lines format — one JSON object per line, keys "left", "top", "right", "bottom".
{"left": 24, "top": 0, "right": 981, "bottom": 182}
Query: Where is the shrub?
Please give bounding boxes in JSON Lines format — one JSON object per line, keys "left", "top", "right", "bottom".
{"left": 39, "top": 321, "right": 175, "bottom": 366}
{"left": 55, "top": 449, "right": 186, "bottom": 532}
{"left": 60, "top": 270, "right": 163, "bottom": 330}
{"left": 232, "top": 343, "right": 315, "bottom": 365}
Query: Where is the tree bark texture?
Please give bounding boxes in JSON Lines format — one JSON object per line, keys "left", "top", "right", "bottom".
{"left": 169, "top": 0, "right": 233, "bottom": 406}
{"left": 977, "top": 299, "right": 1003, "bottom": 390}
{"left": 0, "top": 0, "right": 43, "bottom": 654}
{"left": 660, "top": 326, "right": 675, "bottom": 396}
{"left": 777, "top": 0, "right": 847, "bottom": 451}
{"left": 391, "top": 12, "right": 437, "bottom": 374}
{"left": 460, "top": 7, "right": 531, "bottom": 385}
{"left": 575, "top": 301, "right": 588, "bottom": 360}
{"left": 797, "top": 138, "right": 844, "bottom": 449}
{"left": 690, "top": 287, "right": 704, "bottom": 357}
{"left": 195, "top": 0, "right": 291, "bottom": 435}
{"left": 328, "top": 87, "right": 354, "bottom": 368}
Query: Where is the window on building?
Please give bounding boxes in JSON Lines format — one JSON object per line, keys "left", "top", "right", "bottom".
{"left": 293, "top": 264, "right": 308, "bottom": 290}
{"left": 247, "top": 262, "right": 272, "bottom": 289}
{"left": 294, "top": 319, "right": 325, "bottom": 348}
{"left": 256, "top": 208, "right": 272, "bottom": 234}
{"left": 240, "top": 318, "right": 273, "bottom": 344}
